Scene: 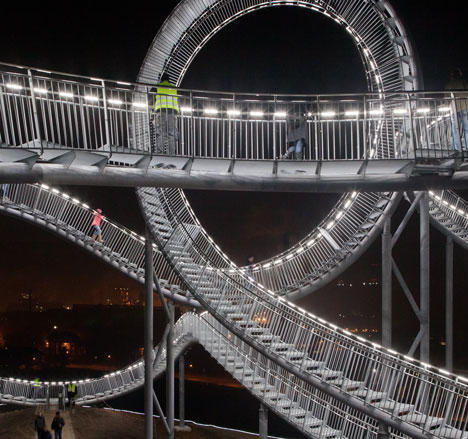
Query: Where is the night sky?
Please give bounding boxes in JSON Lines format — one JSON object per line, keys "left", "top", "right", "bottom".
{"left": 1, "top": 2, "right": 468, "bottom": 361}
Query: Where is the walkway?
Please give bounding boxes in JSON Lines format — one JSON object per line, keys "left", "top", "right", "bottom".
{"left": 0, "top": 406, "right": 265, "bottom": 439}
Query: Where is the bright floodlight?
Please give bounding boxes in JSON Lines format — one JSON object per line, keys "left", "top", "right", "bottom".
{"left": 108, "top": 99, "right": 123, "bottom": 105}
{"left": 321, "top": 111, "right": 336, "bottom": 117}
{"left": 345, "top": 110, "right": 359, "bottom": 116}
{"left": 369, "top": 109, "right": 384, "bottom": 115}
{"left": 84, "top": 95, "right": 99, "bottom": 102}
{"left": 438, "top": 106, "right": 451, "bottom": 112}
{"left": 227, "top": 109, "right": 241, "bottom": 116}
{"left": 33, "top": 88, "right": 48, "bottom": 94}
{"left": 204, "top": 108, "right": 218, "bottom": 115}
{"left": 416, "top": 108, "right": 430, "bottom": 113}
{"left": 250, "top": 110, "right": 264, "bottom": 117}
{"left": 59, "top": 91, "right": 74, "bottom": 98}
{"left": 132, "top": 102, "right": 148, "bottom": 109}
{"left": 181, "top": 107, "right": 193, "bottom": 113}
{"left": 6, "top": 83, "right": 22, "bottom": 90}
{"left": 393, "top": 108, "right": 407, "bottom": 115}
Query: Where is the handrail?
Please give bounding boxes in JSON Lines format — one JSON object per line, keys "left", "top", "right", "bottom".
{"left": 139, "top": 188, "right": 468, "bottom": 439}
{"left": 0, "top": 183, "right": 197, "bottom": 306}
{"left": 0, "top": 64, "right": 463, "bottom": 162}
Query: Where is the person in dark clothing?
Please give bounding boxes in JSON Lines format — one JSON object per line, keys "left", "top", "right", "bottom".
{"left": 284, "top": 114, "right": 307, "bottom": 159}
{"left": 51, "top": 411, "right": 65, "bottom": 439}
{"left": 34, "top": 412, "right": 46, "bottom": 439}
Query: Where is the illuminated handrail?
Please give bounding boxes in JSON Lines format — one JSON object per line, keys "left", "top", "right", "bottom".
{"left": 3, "top": 312, "right": 466, "bottom": 438}
{"left": 140, "top": 190, "right": 468, "bottom": 439}
{"left": 0, "top": 64, "right": 464, "bottom": 162}
{"left": 0, "top": 183, "right": 193, "bottom": 304}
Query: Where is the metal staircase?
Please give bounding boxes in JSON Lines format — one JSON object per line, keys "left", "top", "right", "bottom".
{"left": 0, "top": 184, "right": 196, "bottom": 306}
{"left": 1, "top": 184, "right": 468, "bottom": 437}
{"left": 138, "top": 187, "right": 468, "bottom": 439}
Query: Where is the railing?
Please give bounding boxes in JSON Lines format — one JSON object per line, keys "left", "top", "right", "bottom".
{"left": 429, "top": 190, "right": 468, "bottom": 231}
{"left": 140, "top": 192, "right": 468, "bottom": 438}
{"left": 0, "top": 183, "right": 188, "bottom": 298}
{"left": 0, "top": 312, "right": 196, "bottom": 407}
{"left": 0, "top": 62, "right": 465, "bottom": 162}
{"left": 6, "top": 310, "right": 464, "bottom": 439}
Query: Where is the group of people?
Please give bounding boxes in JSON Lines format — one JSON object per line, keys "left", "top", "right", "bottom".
{"left": 34, "top": 411, "right": 65, "bottom": 439}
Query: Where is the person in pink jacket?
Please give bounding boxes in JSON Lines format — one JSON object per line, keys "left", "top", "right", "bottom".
{"left": 91, "top": 208, "right": 105, "bottom": 243}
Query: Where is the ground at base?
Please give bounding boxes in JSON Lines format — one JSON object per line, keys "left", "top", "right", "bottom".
{"left": 0, "top": 406, "right": 267, "bottom": 438}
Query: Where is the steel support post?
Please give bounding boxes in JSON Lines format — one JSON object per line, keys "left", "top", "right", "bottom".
{"left": 175, "top": 353, "right": 191, "bottom": 432}
{"left": 382, "top": 217, "right": 392, "bottom": 348}
{"left": 179, "top": 355, "right": 185, "bottom": 427}
{"left": 377, "top": 422, "right": 389, "bottom": 439}
{"left": 259, "top": 403, "right": 268, "bottom": 439}
{"left": 166, "top": 300, "right": 175, "bottom": 439}
{"left": 446, "top": 236, "right": 453, "bottom": 372}
{"left": 419, "top": 192, "right": 430, "bottom": 363}
{"left": 144, "top": 229, "right": 154, "bottom": 439}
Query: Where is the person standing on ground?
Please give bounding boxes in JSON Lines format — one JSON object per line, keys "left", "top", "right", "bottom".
{"left": 91, "top": 208, "right": 105, "bottom": 243}
{"left": 67, "top": 382, "right": 77, "bottom": 408}
{"left": 34, "top": 412, "right": 45, "bottom": 439}
{"left": 51, "top": 411, "right": 65, "bottom": 439}
{"left": 153, "top": 73, "right": 180, "bottom": 155}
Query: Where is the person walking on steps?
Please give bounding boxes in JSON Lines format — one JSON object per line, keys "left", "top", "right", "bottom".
{"left": 51, "top": 411, "right": 65, "bottom": 439}
{"left": 152, "top": 73, "right": 180, "bottom": 155}
{"left": 34, "top": 412, "right": 45, "bottom": 439}
{"left": 91, "top": 208, "right": 105, "bottom": 243}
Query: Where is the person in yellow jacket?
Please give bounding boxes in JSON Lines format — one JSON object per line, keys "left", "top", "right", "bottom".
{"left": 153, "top": 73, "right": 179, "bottom": 154}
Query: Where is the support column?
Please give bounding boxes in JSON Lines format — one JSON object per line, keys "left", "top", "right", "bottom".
{"left": 144, "top": 229, "right": 154, "bottom": 439}
{"left": 259, "top": 403, "right": 268, "bottom": 439}
{"left": 446, "top": 236, "right": 453, "bottom": 372}
{"left": 382, "top": 218, "right": 392, "bottom": 348}
{"left": 377, "top": 422, "right": 389, "bottom": 439}
{"left": 175, "top": 353, "right": 191, "bottom": 432}
{"left": 419, "top": 192, "right": 430, "bottom": 363}
{"left": 166, "top": 301, "right": 175, "bottom": 439}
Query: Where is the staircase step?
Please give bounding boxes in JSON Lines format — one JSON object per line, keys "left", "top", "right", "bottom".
{"left": 373, "top": 400, "right": 414, "bottom": 416}
{"left": 399, "top": 413, "right": 444, "bottom": 428}
{"left": 349, "top": 389, "right": 386, "bottom": 402}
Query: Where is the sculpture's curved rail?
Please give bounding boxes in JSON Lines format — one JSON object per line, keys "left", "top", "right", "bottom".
{"left": 135, "top": 0, "right": 449, "bottom": 299}
{"left": 1, "top": 185, "right": 468, "bottom": 437}
{"left": 139, "top": 187, "right": 468, "bottom": 439}
{"left": 0, "top": 183, "right": 198, "bottom": 307}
